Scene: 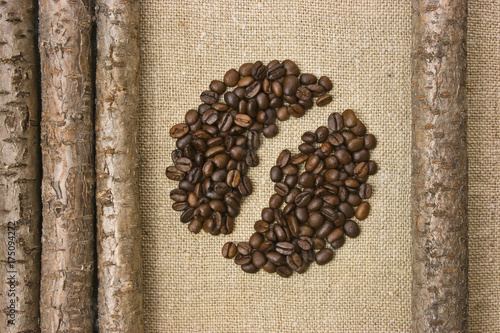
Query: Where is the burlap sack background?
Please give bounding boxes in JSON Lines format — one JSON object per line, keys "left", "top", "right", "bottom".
{"left": 138, "top": 1, "right": 499, "bottom": 332}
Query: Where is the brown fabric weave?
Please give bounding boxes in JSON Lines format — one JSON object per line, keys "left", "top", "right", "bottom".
{"left": 138, "top": 1, "right": 499, "bottom": 331}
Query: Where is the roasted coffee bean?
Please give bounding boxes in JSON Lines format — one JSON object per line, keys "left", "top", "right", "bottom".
{"left": 276, "top": 105, "right": 289, "bottom": 121}
{"left": 287, "top": 253, "right": 303, "bottom": 271}
{"left": 297, "top": 237, "right": 313, "bottom": 251}
{"left": 321, "top": 207, "right": 338, "bottom": 222}
{"left": 226, "top": 169, "right": 241, "bottom": 187}
{"left": 282, "top": 59, "right": 300, "bottom": 76}
{"left": 241, "top": 263, "right": 259, "bottom": 273}
{"left": 364, "top": 134, "right": 377, "bottom": 150}
{"left": 294, "top": 191, "right": 312, "bottom": 207}
{"left": 269, "top": 193, "right": 283, "bottom": 209}
{"left": 344, "top": 220, "right": 360, "bottom": 238}
{"left": 283, "top": 75, "right": 299, "bottom": 96}
{"left": 300, "top": 73, "right": 317, "bottom": 85}
{"left": 307, "top": 197, "right": 324, "bottom": 211}
{"left": 266, "top": 251, "right": 285, "bottom": 265}
{"left": 238, "top": 75, "right": 254, "bottom": 88}
{"left": 170, "top": 189, "right": 187, "bottom": 202}
{"left": 234, "top": 254, "right": 252, "bottom": 266}
{"left": 352, "top": 149, "right": 370, "bottom": 163}
{"left": 355, "top": 202, "right": 370, "bottom": 220}
{"left": 312, "top": 237, "right": 326, "bottom": 250}
{"left": 166, "top": 166, "right": 185, "bottom": 181}
{"left": 308, "top": 212, "right": 324, "bottom": 229}
{"left": 318, "top": 76, "right": 333, "bottom": 91}
{"left": 200, "top": 90, "right": 219, "bottom": 104}
{"left": 354, "top": 161, "right": 369, "bottom": 178}
{"left": 342, "top": 109, "right": 357, "bottom": 128}
{"left": 284, "top": 174, "right": 298, "bottom": 188}
{"left": 345, "top": 178, "right": 360, "bottom": 189}
{"left": 262, "top": 124, "right": 278, "bottom": 138}
{"left": 201, "top": 109, "right": 219, "bottom": 125}
{"left": 224, "top": 69, "right": 239, "bottom": 87}
{"left": 328, "top": 114, "right": 344, "bottom": 135}
{"left": 247, "top": 131, "right": 260, "bottom": 150}
{"left": 262, "top": 261, "right": 277, "bottom": 273}
{"left": 305, "top": 83, "right": 324, "bottom": 97}
{"left": 239, "top": 62, "right": 253, "bottom": 76}
{"left": 171, "top": 149, "right": 184, "bottom": 164}
{"left": 359, "top": 183, "right": 372, "bottom": 199}
{"left": 276, "top": 242, "right": 295, "bottom": 256}
{"left": 218, "top": 113, "right": 233, "bottom": 132}
{"left": 368, "top": 160, "right": 378, "bottom": 175}
{"left": 298, "top": 98, "right": 314, "bottom": 110}
{"left": 337, "top": 202, "right": 354, "bottom": 218}
{"left": 180, "top": 207, "right": 194, "bottom": 223}
{"left": 296, "top": 86, "right": 311, "bottom": 100}
{"left": 245, "top": 150, "right": 259, "bottom": 167}
{"left": 283, "top": 94, "right": 298, "bottom": 104}
{"left": 188, "top": 218, "right": 203, "bottom": 233}
{"left": 267, "top": 61, "right": 286, "bottom": 80}
{"left": 316, "top": 220, "right": 335, "bottom": 238}
{"left": 224, "top": 91, "right": 239, "bottom": 109}
{"left": 237, "top": 242, "right": 252, "bottom": 256}
{"left": 315, "top": 248, "right": 334, "bottom": 265}
{"left": 251, "top": 250, "right": 267, "bottom": 268}
{"left": 282, "top": 164, "right": 298, "bottom": 176}
{"left": 269, "top": 165, "right": 282, "bottom": 183}
{"left": 330, "top": 236, "right": 345, "bottom": 249}
{"left": 288, "top": 153, "right": 306, "bottom": 165}
{"left": 347, "top": 138, "right": 364, "bottom": 152}
{"left": 351, "top": 120, "right": 366, "bottom": 136}
{"left": 261, "top": 207, "right": 275, "bottom": 223}
{"left": 238, "top": 176, "right": 252, "bottom": 196}
{"left": 288, "top": 104, "right": 305, "bottom": 118}
{"left": 209, "top": 80, "right": 226, "bottom": 94}
{"left": 295, "top": 206, "right": 309, "bottom": 223}
{"left": 250, "top": 61, "right": 266, "bottom": 80}
{"left": 273, "top": 224, "right": 287, "bottom": 242}
{"left": 298, "top": 172, "right": 315, "bottom": 188}
{"left": 347, "top": 193, "right": 362, "bottom": 207}
{"left": 254, "top": 220, "right": 270, "bottom": 233}
{"left": 301, "top": 131, "right": 317, "bottom": 144}
{"left": 185, "top": 109, "right": 199, "bottom": 125}
{"left": 334, "top": 149, "right": 352, "bottom": 165}
{"left": 276, "top": 265, "right": 293, "bottom": 278}
{"left": 328, "top": 132, "right": 344, "bottom": 147}
{"left": 274, "top": 182, "right": 289, "bottom": 196}
{"left": 172, "top": 202, "right": 189, "bottom": 211}
{"left": 170, "top": 123, "right": 189, "bottom": 138}
{"left": 222, "top": 242, "right": 238, "bottom": 259}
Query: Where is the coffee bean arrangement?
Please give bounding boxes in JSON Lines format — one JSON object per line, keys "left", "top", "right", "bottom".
{"left": 223, "top": 109, "right": 377, "bottom": 277}
{"left": 167, "top": 60, "right": 334, "bottom": 235}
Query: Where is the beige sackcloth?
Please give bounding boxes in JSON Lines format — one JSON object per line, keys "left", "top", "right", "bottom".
{"left": 138, "top": 1, "right": 500, "bottom": 331}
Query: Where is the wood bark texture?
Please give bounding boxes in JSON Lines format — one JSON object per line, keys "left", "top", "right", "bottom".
{"left": 95, "top": 0, "right": 143, "bottom": 331}
{"left": 411, "top": 0, "right": 468, "bottom": 332}
{"left": 0, "top": 1, "right": 41, "bottom": 332}
{"left": 38, "top": 0, "right": 95, "bottom": 331}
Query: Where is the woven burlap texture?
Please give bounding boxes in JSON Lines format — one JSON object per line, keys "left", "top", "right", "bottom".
{"left": 138, "top": 1, "right": 499, "bottom": 332}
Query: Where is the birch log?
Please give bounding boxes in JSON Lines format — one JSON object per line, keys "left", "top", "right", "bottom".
{"left": 38, "top": 0, "right": 95, "bottom": 331}
{"left": 0, "top": 1, "right": 41, "bottom": 331}
{"left": 411, "top": 0, "right": 468, "bottom": 332}
{"left": 95, "top": 0, "right": 143, "bottom": 331}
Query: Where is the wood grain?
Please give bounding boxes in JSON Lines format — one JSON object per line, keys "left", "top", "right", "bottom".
{"left": 411, "top": 0, "right": 469, "bottom": 332}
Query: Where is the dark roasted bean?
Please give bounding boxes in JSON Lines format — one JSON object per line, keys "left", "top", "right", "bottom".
{"left": 315, "top": 248, "right": 334, "bottom": 265}
{"left": 222, "top": 242, "right": 238, "bottom": 259}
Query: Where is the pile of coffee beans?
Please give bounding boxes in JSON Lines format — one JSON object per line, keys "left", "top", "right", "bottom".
{"left": 167, "top": 60, "right": 334, "bottom": 235}
{"left": 222, "top": 109, "right": 377, "bottom": 277}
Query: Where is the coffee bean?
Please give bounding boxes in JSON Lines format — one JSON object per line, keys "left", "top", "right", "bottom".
{"left": 287, "top": 253, "right": 303, "bottom": 271}
{"left": 368, "top": 160, "right": 378, "bottom": 175}
{"left": 282, "top": 164, "right": 298, "bottom": 176}
{"left": 315, "top": 248, "right": 334, "bottom": 265}
{"left": 342, "top": 109, "right": 357, "bottom": 128}
{"left": 224, "top": 69, "right": 239, "bottom": 87}
{"left": 297, "top": 237, "right": 313, "bottom": 251}
{"left": 296, "top": 86, "right": 312, "bottom": 100}
{"left": 351, "top": 120, "right": 366, "bottom": 136}
{"left": 222, "top": 242, "right": 238, "bottom": 259}
{"left": 316, "top": 220, "right": 335, "bottom": 238}
{"left": 338, "top": 202, "right": 355, "bottom": 218}
{"left": 234, "top": 254, "right": 252, "bottom": 265}
{"left": 247, "top": 131, "right": 260, "bottom": 151}
{"left": 313, "top": 237, "right": 326, "bottom": 250}
{"left": 238, "top": 176, "right": 252, "bottom": 196}
{"left": 364, "top": 134, "right": 377, "bottom": 150}
{"left": 328, "top": 113, "right": 344, "bottom": 132}
{"left": 180, "top": 207, "right": 194, "bottom": 223}
{"left": 170, "top": 123, "right": 189, "bottom": 138}
{"left": 276, "top": 242, "right": 294, "bottom": 255}
{"left": 251, "top": 61, "right": 267, "bottom": 80}
{"left": 270, "top": 166, "right": 283, "bottom": 183}
{"left": 263, "top": 124, "right": 279, "bottom": 138}
{"left": 251, "top": 250, "right": 267, "bottom": 268}
{"left": 359, "top": 183, "right": 372, "bottom": 199}
{"left": 330, "top": 236, "right": 345, "bottom": 249}
{"left": 266, "top": 251, "right": 285, "bottom": 265}
{"left": 344, "top": 220, "right": 360, "bottom": 238}
{"left": 170, "top": 189, "right": 187, "bottom": 202}
{"left": 298, "top": 172, "right": 315, "bottom": 188}
{"left": 269, "top": 193, "right": 283, "bottom": 209}
{"left": 267, "top": 61, "right": 286, "bottom": 80}
{"left": 300, "top": 73, "right": 317, "bottom": 85}
{"left": 318, "top": 76, "right": 333, "bottom": 91}
{"left": 307, "top": 197, "right": 324, "bottom": 211}
{"left": 355, "top": 202, "right": 370, "bottom": 220}
{"left": 283, "top": 75, "right": 299, "bottom": 96}
{"left": 226, "top": 169, "right": 241, "bottom": 187}
{"left": 166, "top": 166, "right": 185, "bottom": 181}
{"left": 288, "top": 104, "right": 305, "bottom": 118}
{"left": 241, "top": 263, "right": 259, "bottom": 273}
{"left": 237, "top": 242, "right": 252, "bottom": 256}
{"left": 209, "top": 80, "right": 226, "bottom": 94}
{"left": 282, "top": 59, "right": 300, "bottom": 76}
{"left": 172, "top": 202, "right": 188, "bottom": 211}
{"left": 295, "top": 206, "right": 309, "bottom": 223}
{"left": 246, "top": 150, "right": 259, "bottom": 167}
{"left": 316, "top": 94, "right": 332, "bottom": 107}
{"left": 354, "top": 162, "right": 369, "bottom": 178}
{"left": 334, "top": 149, "right": 352, "bottom": 165}
{"left": 218, "top": 113, "right": 233, "bottom": 132}
{"left": 352, "top": 149, "right": 370, "bottom": 163}
{"left": 200, "top": 90, "right": 219, "bottom": 104}
{"left": 294, "top": 191, "right": 312, "bottom": 207}
{"left": 261, "top": 207, "right": 275, "bottom": 223}
{"left": 276, "top": 265, "right": 293, "bottom": 278}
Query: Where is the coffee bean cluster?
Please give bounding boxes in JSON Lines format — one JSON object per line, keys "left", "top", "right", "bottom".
{"left": 167, "top": 60, "right": 334, "bottom": 235}
{"left": 223, "top": 110, "right": 377, "bottom": 277}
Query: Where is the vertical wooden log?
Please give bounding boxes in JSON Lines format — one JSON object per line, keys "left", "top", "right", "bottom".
{"left": 38, "top": 0, "right": 95, "bottom": 331}
{"left": 0, "top": 1, "right": 41, "bottom": 331}
{"left": 95, "top": 0, "right": 143, "bottom": 331}
{"left": 411, "top": 0, "right": 468, "bottom": 332}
